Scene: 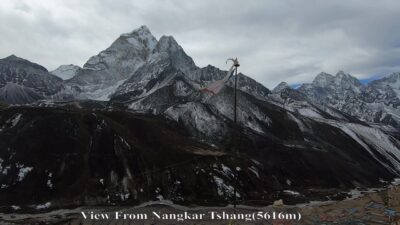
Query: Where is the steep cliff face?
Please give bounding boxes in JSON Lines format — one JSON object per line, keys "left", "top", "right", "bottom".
{"left": 64, "top": 26, "right": 158, "bottom": 100}
{"left": 82, "top": 25, "right": 157, "bottom": 78}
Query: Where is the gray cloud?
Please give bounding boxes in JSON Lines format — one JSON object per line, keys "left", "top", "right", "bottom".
{"left": 1, "top": 0, "right": 399, "bottom": 88}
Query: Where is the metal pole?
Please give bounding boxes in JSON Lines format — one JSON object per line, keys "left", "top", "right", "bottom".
{"left": 234, "top": 66, "right": 237, "bottom": 124}
{"left": 233, "top": 63, "right": 238, "bottom": 211}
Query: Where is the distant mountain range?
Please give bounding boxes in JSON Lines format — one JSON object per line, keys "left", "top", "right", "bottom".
{"left": 0, "top": 26, "right": 400, "bottom": 209}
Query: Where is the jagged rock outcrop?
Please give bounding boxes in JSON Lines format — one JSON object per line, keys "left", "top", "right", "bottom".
{"left": 297, "top": 71, "right": 400, "bottom": 127}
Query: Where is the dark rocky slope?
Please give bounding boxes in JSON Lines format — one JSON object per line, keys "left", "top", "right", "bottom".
{"left": 0, "top": 103, "right": 397, "bottom": 210}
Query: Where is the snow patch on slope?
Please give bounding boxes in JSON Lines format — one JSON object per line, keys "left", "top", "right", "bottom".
{"left": 287, "top": 112, "right": 309, "bottom": 132}
{"left": 327, "top": 121, "right": 400, "bottom": 174}
{"left": 75, "top": 79, "right": 128, "bottom": 101}
{"left": 164, "top": 102, "right": 226, "bottom": 138}
{"left": 213, "top": 176, "right": 239, "bottom": 198}
{"left": 16, "top": 163, "right": 33, "bottom": 181}
{"left": 9, "top": 113, "right": 22, "bottom": 127}
{"left": 297, "top": 108, "right": 324, "bottom": 119}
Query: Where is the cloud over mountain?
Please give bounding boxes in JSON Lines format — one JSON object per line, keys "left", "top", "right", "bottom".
{"left": 1, "top": 0, "right": 400, "bottom": 88}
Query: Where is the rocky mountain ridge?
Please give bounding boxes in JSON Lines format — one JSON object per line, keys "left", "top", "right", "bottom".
{"left": 0, "top": 55, "right": 68, "bottom": 104}
{"left": 295, "top": 71, "right": 400, "bottom": 127}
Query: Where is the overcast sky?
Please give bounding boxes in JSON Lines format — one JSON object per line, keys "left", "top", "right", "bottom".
{"left": 1, "top": 0, "right": 400, "bottom": 88}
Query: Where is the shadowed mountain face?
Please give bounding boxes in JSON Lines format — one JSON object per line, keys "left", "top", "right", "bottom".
{"left": 0, "top": 82, "right": 42, "bottom": 104}
{"left": 0, "top": 55, "right": 65, "bottom": 104}
{"left": 0, "top": 105, "right": 396, "bottom": 209}
{"left": 1, "top": 26, "right": 400, "bottom": 210}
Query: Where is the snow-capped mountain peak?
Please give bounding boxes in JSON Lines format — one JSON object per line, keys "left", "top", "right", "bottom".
{"left": 67, "top": 26, "right": 160, "bottom": 100}
{"left": 121, "top": 25, "right": 151, "bottom": 37}
{"left": 82, "top": 26, "right": 157, "bottom": 72}
{"left": 155, "top": 35, "right": 181, "bottom": 52}
{"left": 336, "top": 70, "right": 349, "bottom": 77}
{"left": 4, "top": 54, "right": 22, "bottom": 61}
{"left": 51, "top": 64, "right": 80, "bottom": 80}
{"left": 143, "top": 35, "right": 198, "bottom": 76}
{"left": 1, "top": 54, "right": 48, "bottom": 72}
{"left": 120, "top": 25, "right": 157, "bottom": 51}
{"left": 311, "top": 71, "right": 361, "bottom": 89}
{"left": 272, "top": 81, "right": 291, "bottom": 93}
{"left": 298, "top": 70, "right": 400, "bottom": 127}
{"left": 371, "top": 72, "right": 400, "bottom": 88}
{"left": 334, "top": 70, "right": 362, "bottom": 87}
{"left": 312, "top": 72, "right": 335, "bottom": 87}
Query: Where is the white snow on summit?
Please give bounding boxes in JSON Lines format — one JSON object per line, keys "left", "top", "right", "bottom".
{"left": 121, "top": 25, "right": 157, "bottom": 51}
{"left": 51, "top": 64, "right": 80, "bottom": 80}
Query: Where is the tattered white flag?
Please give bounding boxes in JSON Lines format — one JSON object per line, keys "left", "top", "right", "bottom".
{"left": 200, "top": 58, "right": 239, "bottom": 95}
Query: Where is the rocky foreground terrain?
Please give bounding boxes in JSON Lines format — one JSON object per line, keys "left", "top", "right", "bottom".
{"left": 1, "top": 183, "right": 400, "bottom": 224}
